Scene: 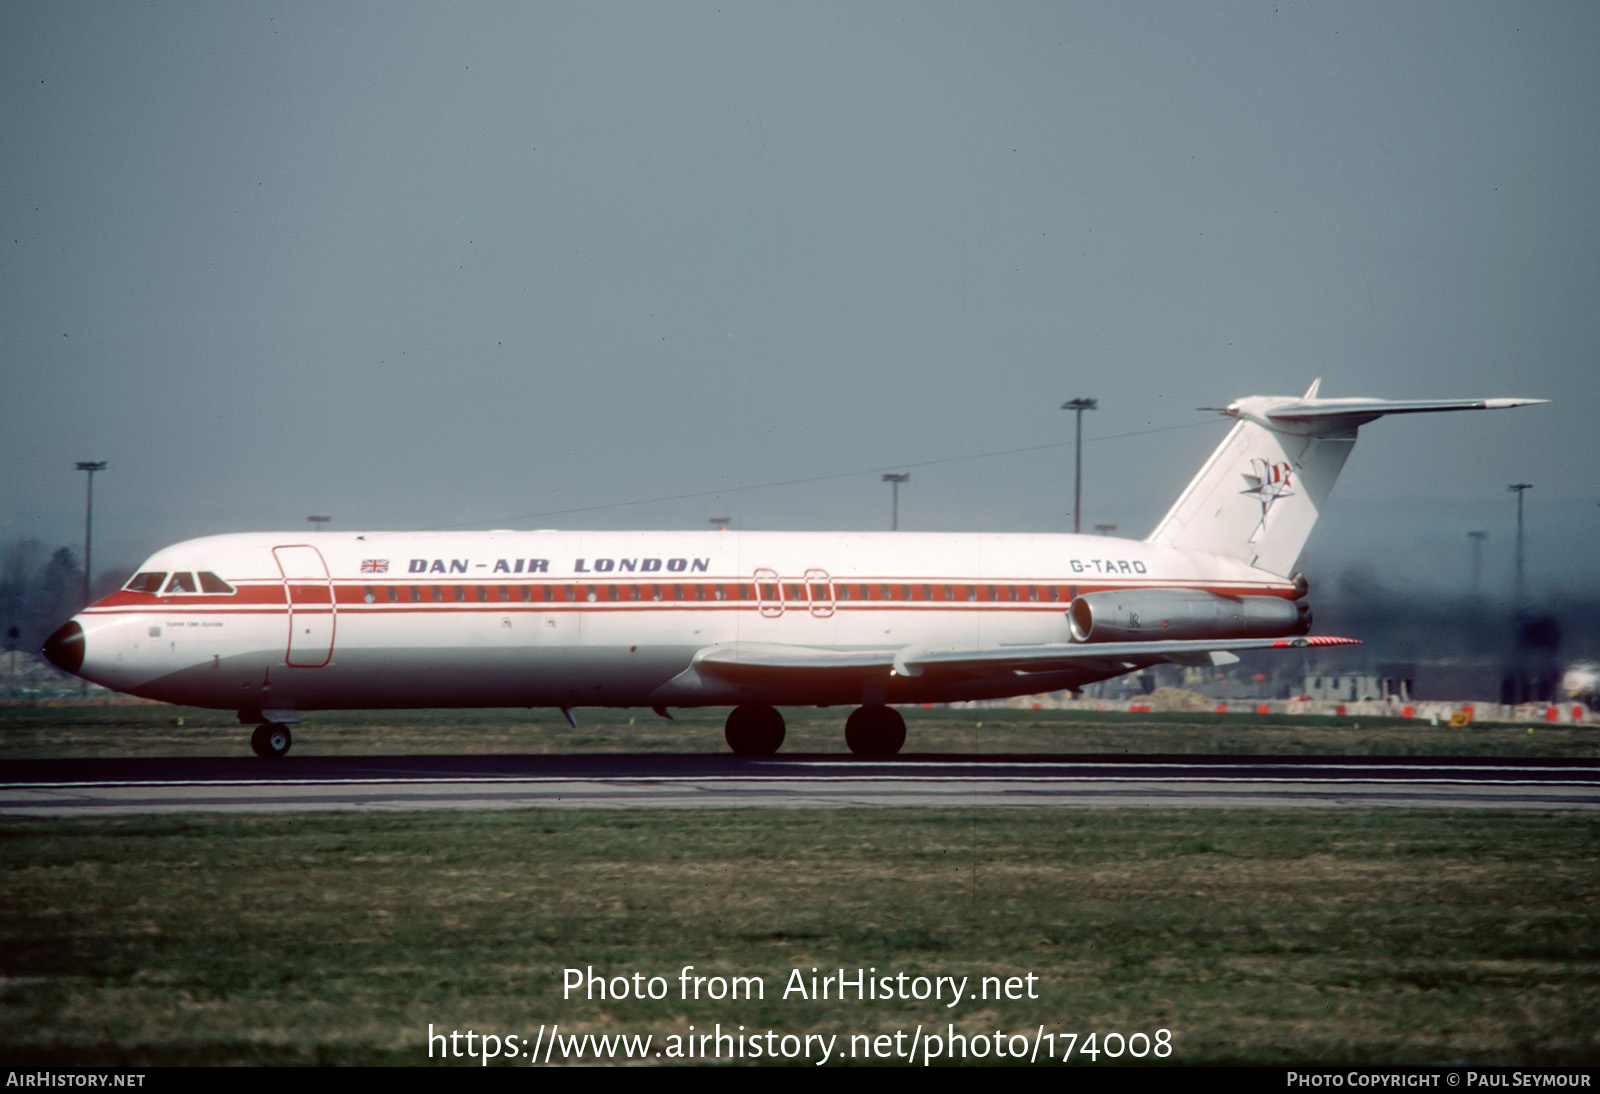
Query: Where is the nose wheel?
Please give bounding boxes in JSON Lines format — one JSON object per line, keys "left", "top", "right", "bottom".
{"left": 251, "top": 723, "right": 293, "bottom": 758}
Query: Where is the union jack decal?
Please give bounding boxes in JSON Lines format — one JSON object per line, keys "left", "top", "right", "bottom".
{"left": 361, "top": 559, "right": 390, "bottom": 574}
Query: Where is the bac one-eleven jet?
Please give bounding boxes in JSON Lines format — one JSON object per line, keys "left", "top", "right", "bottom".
{"left": 44, "top": 382, "right": 1542, "bottom": 758}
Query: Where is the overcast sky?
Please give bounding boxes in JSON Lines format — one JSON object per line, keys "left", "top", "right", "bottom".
{"left": 3, "top": 1, "right": 1596, "bottom": 598}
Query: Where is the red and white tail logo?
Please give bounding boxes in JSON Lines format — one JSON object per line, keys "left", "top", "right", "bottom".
{"left": 1242, "top": 458, "right": 1295, "bottom": 543}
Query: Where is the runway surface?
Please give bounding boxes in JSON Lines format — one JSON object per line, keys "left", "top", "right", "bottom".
{"left": 2, "top": 753, "right": 1596, "bottom": 815}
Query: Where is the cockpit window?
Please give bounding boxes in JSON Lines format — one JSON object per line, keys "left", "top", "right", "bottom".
{"left": 129, "top": 570, "right": 233, "bottom": 594}
{"left": 198, "top": 572, "right": 234, "bottom": 594}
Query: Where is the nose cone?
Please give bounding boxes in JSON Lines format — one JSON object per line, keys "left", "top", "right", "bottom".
{"left": 43, "top": 620, "right": 85, "bottom": 675}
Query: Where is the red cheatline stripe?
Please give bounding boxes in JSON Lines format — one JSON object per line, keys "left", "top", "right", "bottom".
{"left": 87, "top": 578, "right": 1298, "bottom": 612}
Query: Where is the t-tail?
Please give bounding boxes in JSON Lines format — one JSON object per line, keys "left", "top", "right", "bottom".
{"left": 1146, "top": 379, "right": 1546, "bottom": 577}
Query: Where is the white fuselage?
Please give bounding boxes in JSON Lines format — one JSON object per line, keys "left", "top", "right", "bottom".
{"left": 67, "top": 529, "right": 1294, "bottom": 716}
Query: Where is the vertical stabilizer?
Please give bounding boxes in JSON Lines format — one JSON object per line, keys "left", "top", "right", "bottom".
{"left": 1145, "top": 381, "right": 1546, "bottom": 577}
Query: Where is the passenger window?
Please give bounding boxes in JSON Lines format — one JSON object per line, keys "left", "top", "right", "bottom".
{"left": 125, "top": 572, "right": 167, "bottom": 593}
{"left": 198, "top": 572, "right": 234, "bottom": 594}
{"left": 164, "top": 573, "right": 197, "bottom": 594}
{"left": 388, "top": 587, "right": 399, "bottom": 603}
{"left": 410, "top": 586, "right": 421, "bottom": 602}
{"left": 944, "top": 585, "right": 954, "bottom": 601}
{"left": 363, "top": 587, "right": 375, "bottom": 604}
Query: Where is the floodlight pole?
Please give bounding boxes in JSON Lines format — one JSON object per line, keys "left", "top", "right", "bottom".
{"left": 881, "top": 473, "right": 910, "bottom": 531}
{"left": 75, "top": 461, "right": 106, "bottom": 608}
{"left": 1061, "top": 398, "right": 1097, "bottom": 534}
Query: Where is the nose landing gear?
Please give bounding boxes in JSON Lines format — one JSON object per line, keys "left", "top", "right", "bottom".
{"left": 250, "top": 723, "right": 293, "bottom": 758}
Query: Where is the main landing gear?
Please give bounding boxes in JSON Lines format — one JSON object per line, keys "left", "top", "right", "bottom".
{"left": 250, "top": 723, "right": 293, "bottom": 759}
{"left": 724, "top": 705, "right": 786, "bottom": 756}
{"left": 844, "top": 705, "right": 906, "bottom": 758}
{"left": 721, "top": 704, "right": 908, "bottom": 757}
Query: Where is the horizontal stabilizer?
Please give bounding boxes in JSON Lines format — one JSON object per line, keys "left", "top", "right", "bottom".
{"left": 1257, "top": 395, "right": 1547, "bottom": 429}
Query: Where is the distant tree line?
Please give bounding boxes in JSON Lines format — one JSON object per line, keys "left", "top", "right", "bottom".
{"left": 1, "top": 540, "right": 87, "bottom": 658}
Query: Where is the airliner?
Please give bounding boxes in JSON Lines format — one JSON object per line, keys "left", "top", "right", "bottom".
{"left": 43, "top": 382, "right": 1542, "bottom": 758}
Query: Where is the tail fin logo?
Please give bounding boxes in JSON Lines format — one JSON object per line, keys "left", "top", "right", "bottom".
{"left": 1242, "top": 458, "right": 1294, "bottom": 542}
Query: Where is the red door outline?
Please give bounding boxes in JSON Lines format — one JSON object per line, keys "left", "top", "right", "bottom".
{"left": 273, "top": 544, "right": 335, "bottom": 667}
{"left": 754, "top": 568, "right": 784, "bottom": 618}
{"left": 804, "top": 568, "right": 835, "bottom": 618}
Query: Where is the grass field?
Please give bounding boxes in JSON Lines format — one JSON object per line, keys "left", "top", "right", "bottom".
{"left": 2, "top": 705, "right": 1596, "bottom": 1066}
{"left": 1, "top": 809, "right": 1595, "bottom": 1066}
{"left": 2, "top": 702, "right": 1595, "bottom": 759}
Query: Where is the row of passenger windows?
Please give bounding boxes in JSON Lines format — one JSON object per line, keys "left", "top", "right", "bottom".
{"left": 125, "top": 571, "right": 235, "bottom": 595}
{"left": 124, "top": 573, "right": 1074, "bottom": 603}
{"left": 356, "top": 583, "right": 1069, "bottom": 604}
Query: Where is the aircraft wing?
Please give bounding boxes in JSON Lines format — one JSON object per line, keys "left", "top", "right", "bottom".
{"left": 898, "top": 634, "right": 1359, "bottom": 673}
{"left": 693, "top": 635, "right": 1360, "bottom": 678}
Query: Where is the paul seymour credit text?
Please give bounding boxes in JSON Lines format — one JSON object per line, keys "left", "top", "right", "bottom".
{"left": 427, "top": 965, "right": 1174, "bottom": 1065}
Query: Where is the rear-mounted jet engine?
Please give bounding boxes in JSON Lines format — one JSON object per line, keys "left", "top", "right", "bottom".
{"left": 1068, "top": 588, "right": 1311, "bottom": 643}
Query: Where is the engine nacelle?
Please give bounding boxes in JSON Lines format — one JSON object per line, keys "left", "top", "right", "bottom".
{"left": 1068, "top": 589, "right": 1311, "bottom": 643}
